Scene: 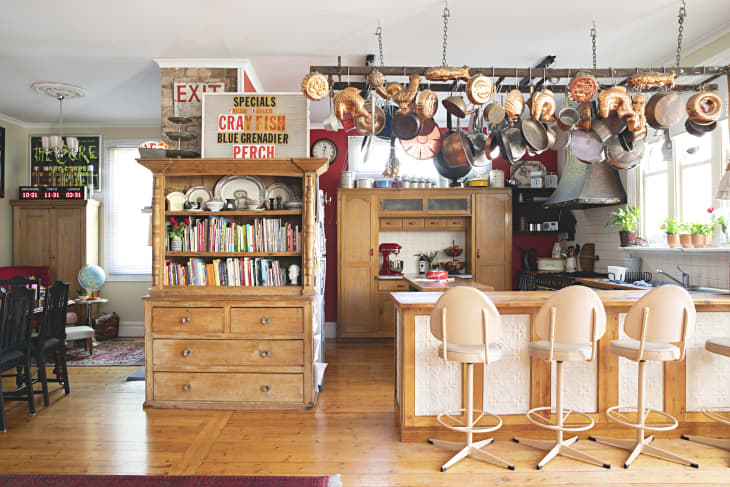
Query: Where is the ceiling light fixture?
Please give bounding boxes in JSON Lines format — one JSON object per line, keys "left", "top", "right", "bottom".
{"left": 31, "top": 82, "right": 87, "bottom": 158}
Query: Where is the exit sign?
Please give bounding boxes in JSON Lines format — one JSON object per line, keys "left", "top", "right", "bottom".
{"left": 173, "top": 82, "right": 226, "bottom": 117}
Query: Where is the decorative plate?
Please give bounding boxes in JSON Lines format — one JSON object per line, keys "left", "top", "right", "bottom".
{"left": 510, "top": 160, "right": 546, "bottom": 187}
{"left": 265, "top": 183, "right": 296, "bottom": 206}
{"left": 185, "top": 185, "right": 213, "bottom": 205}
{"left": 214, "top": 175, "right": 265, "bottom": 208}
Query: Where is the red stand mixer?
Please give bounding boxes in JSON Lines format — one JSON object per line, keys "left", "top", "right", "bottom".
{"left": 379, "top": 243, "right": 404, "bottom": 276}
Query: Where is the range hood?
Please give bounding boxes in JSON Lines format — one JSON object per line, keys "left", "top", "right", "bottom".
{"left": 544, "top": 154, "right": 626, "bottom": 209}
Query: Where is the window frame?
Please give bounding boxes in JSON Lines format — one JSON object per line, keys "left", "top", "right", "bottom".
{"left": 102, "top": 140, "right": 153, "bottom": 281}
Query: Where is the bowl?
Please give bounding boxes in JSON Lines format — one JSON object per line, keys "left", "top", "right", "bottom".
{"left": 441, "top": 260, "right": 464, "bottom": 272}
{"left": 206, "top": 202, "right": 224, "bottom": 211}
{"left": 139, "top": 148, "right": 167, "bottom": 158}
{"left": 444, "top": 246, "right": 463, "bottom": 257}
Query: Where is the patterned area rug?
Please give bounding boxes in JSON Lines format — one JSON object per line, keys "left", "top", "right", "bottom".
{"left": 63, "top": 338, "right": 144, "bottom": 366}
{"left": 0, "top": 475, "right": 340, "bottom": 487}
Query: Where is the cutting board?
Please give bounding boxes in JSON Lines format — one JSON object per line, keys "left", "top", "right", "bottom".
{"left": 575, "top": 278, "right": 646, "bottom": 290}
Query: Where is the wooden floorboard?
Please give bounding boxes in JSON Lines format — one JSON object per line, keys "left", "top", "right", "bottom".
{"left": 1, "top": 341, "right": 729, "bottom": 485}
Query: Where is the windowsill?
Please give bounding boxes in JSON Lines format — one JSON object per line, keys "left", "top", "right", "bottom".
{"left": 619, "top": 246, "right": 730, "bottom": 254}
{"left": 105, "top": 274, "right": 152, "bottom": 283}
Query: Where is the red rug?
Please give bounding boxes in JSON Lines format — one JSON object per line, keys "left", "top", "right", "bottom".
{"left": 0, "top": 474, "right": 339, "bottom": 487}
{"left": 61, "top": 339, "right": 145, "bottom": 366}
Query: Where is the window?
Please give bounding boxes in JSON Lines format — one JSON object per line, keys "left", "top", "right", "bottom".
{"left": 638, "top": 120, "right": 728, "bottom": 245}
{"left": 103, "top": 145, "right": 152, "bottom": 278}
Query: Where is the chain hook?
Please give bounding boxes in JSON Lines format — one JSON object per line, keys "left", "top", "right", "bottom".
{"left": 676, "top": 0, "right": 687, "bottom": 68}
{"left": 590, "top": 21, "right": 597, "bottom": 71}
{"left": 441, "top": 0, "right": 450, "bottom": 66}
{"left": 374, "top": 23, "right": 385, "bottom": 67}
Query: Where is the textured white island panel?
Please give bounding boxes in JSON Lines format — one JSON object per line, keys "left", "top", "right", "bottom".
{"left": 617, "top": 313, "right": 664, "bottom": 411}
{"left": 550, "top": 355, "right": 598, "bottom": 413}
{"left": 414, "top": 314, "right": 531, "bottom": 416}
{"left": 686, "top": 312, "right": 730, "bottom": 412}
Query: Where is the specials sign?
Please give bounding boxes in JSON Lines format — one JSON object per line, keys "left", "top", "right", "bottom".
{"left": 201, "top": 93, "right": 309, "bottom": 159}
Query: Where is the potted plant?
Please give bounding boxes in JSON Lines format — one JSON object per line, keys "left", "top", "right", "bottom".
{"left": 690, "top": 222, "right": 713, "bottom": 248}
{"left": 605, "top": 205, "right": 640, "bottom": 247}
{"left": 168, "top": 217, "right": 189, "bottom": 251}
{"left": 678, "top": 222, "right": 693, "bottom": 248}
{"left": 660, "top": 217, "right": 682, "bottom": 248}
{"left": 708, "top": 207, "right": 728, "bottom": 247}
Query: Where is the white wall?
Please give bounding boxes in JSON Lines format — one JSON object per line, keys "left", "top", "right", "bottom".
{"left": 0, "top": 118, "right": 27, "bottom": 265}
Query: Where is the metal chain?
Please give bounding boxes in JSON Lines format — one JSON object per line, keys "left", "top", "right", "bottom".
{"left": 590, "top": 21, "right": 597, "bottom": 70}
{"left": 441, "top": 1, "right": 450, "bottom": 66}
{"left": 676, "top": 0, "right": 687, "bottom": 68}
{"left": 375, "top": 25, "right": 384, "bottom": 67}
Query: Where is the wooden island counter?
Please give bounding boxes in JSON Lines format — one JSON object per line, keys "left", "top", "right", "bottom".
{"left": 392, "top": 290, "right": 730, "bottom": 442}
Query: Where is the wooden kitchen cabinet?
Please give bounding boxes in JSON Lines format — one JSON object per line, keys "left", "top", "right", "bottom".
{"left": 11, "top": 200, "right": 99, "bottom": 285}
{"left": 474, "top": 192, "right": 512, "bottom": 290}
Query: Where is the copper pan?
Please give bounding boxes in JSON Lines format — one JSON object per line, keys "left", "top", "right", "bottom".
{"left": 415, "top": 89, "right": 438, "bottom": 120}
{"left": 354, "top": 106, "right": 385, "bottom": 136}
{"left": 646, "top": 92, "right": 684, "bottom": 129}
{"left": 401, "top": 118, "right": 442, "bottom": 159}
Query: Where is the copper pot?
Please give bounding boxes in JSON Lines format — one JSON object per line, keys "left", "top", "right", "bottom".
{"left": 354, "top": 105, "right": 385, "bottom": 136}
{"left": 415, "top": 89, "right": 438, "bottom": 120}
{"left": 442, "top": 95, "right": 470, "bottom": 118}
{"left": 577, "top": 102, "right": 593, "bottom": 132}
{"left": 504, "top": 90, "right": 524, "bottom": 121}
{"left": 466, "top": 74, "right": 493, "bottom": 105}
{"left": 686, "top": 91, "right": 723, "bottom": 124}
{"left": 646, "top": 92, "right": 684, "bottom": 129}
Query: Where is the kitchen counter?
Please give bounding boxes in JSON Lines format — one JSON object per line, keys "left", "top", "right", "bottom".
{"left": 392, "top": 289, "right": 730, "bottom": 442}
{"left": 402, "top": 274, "right": 493, "bottom": 292}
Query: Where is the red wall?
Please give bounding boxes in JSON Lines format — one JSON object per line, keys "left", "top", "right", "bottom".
{"left": 314, "top": 129, "right": 560, "bottom": 322}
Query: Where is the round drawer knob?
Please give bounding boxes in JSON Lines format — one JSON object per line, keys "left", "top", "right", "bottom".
{"left": 261, "top": 317, "right": 271, "bottom": 325}
{"left": 260, "top": 350, "right": 270, "bottom": 358}
{"left": 183, "top": 384, "right": 192, "bottom": 392}
{"left": 261, "top": 385, "right": 271, "bottom": 393}
{"left": 183, "top": 349, "right": 192, "bottom": 357}
{"left": 181, "top": 317, "right": 191, "bottom": 324}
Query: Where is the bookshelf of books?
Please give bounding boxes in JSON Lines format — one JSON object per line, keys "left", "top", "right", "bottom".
{"left": 137, "top": 158, "right": 328, "bottom": 411}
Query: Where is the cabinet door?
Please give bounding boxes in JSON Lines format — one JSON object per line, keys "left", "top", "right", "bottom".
{"left": 474, "top": 193, "right": 512, "bottom": 290}
{"left": 377, "top": 292, "right": 395, "bottom": 338}
{"left": 50, "top": 209, "right": 83, "bottom": 285}
{"left": 13, "top": 208, "right": 51, "bottom": 268}
{"left": 338, "top": 191, "right": 376, "bottom": 336}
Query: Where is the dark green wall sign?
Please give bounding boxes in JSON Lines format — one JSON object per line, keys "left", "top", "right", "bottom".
{"left": 29, "top": 135, "right": 101, "bottom": 190}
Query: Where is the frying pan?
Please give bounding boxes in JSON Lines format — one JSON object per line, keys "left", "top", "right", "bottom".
{"left": 499, "top": 123, "right": 527, "bottom": 164}
{"left": 354, "top": 105, "right": 385, "bottom": 135}
{"left": 469, "top": 109, "right": 490, "bottom": 167}
{"left": 685, "top": 118, "right": 717, "bottom": 137}
{"left": 646, "top": 92, "right": 684, "bottom": 129}
{"left": 607, "top": 135, "right": 645, "bottom": 170}
{"left": 434, "top": 113, "right": 472, "bottom": 185}
{"left": 570, "top": 129, "right": 605, "bottom": 164}
{"left": 391, "top": 110, "right": 422, "bottom": 140}
{"left": 521, "top": 117, "right": 549, "bottom": 152}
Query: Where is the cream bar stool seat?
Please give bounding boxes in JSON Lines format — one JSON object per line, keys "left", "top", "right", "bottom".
{"left": 513, "top": 285, "right": 611, "bottom": 470}
{"left": 427, "top": 287, "right": 515, "bottom": 472}
{"left": 681, "top": 337, "right": 730, "bottom": 459}
{"left": 589, "top": 285, "right": 698, "bottom": 469}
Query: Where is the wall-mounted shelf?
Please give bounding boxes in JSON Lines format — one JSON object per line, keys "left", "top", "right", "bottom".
{"left": 620, "top": 246, "right": 730, "bottom": 254}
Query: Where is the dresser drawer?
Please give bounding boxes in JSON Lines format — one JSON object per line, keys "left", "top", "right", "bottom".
{"left": 152, "top": 307, "right": 224, "bottom": 334}
{"left": 425, "top": 218, "right": 446, "bottom": 229}
{"left": 230, "top": 307, "right": 303, "bottom": 337}
{"left": 377, "top": 280, "right": 408, "bottom": 291}
{"left": 403, "top": 218, "right": 424, "bottom": 230}
{"left": 153, "top": 339, "right": 303, "bottom": 367}
{"left": 380, "top": 218, "right": 402, "bottom": 230}
{"left": 153, "top": 372, "right": 303, "bottom": 403}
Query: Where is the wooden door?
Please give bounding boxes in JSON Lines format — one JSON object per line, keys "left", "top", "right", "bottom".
{"left": 13, "top": 208, "right": 51, "bottom": 268}
{"left": 474, "top": 192, "right": 512, "bottom": 290}
{"left": 49, "top": 208, "right": 83, "bottom": 285}
{"left": 338, "top": 191, "right": 376, "bottom": 337}
{"left": 377, "top": 292, "right": 395, "bottom": 337}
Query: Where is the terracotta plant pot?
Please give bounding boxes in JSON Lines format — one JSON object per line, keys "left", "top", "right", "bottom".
{"left": 619, "top": 231, "right": 636, "bottom": 247}
{"left": 691, "top": 234, "right": 707, "bottom": 248}
{"left": 666, "top": 234, "right": 680, "bottom": 248}
{"left": 679, "top": 233, "right": 694, "bottom": 248}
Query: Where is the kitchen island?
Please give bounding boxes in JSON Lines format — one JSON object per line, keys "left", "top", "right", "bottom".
{"left": 403, "top": 274, "right": 493, "bottom": 292}
{"left": 392, "top": 290, "right": 730, "bottom": 442}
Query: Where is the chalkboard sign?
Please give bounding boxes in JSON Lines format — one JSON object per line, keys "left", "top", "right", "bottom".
{"left": 28, "top": 135, "right": 101, "bottom": 191}
{"left": 0, "top": 127, "right": 5, "bottom": 198}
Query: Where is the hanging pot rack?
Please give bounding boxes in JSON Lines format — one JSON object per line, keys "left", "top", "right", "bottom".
{"left": 310, "top": 60, "right": 728, "bottom": 94}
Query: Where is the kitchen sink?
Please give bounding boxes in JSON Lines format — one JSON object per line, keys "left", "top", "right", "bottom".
{"left": 686, "top": 286, "right": 729, "bottom": 295}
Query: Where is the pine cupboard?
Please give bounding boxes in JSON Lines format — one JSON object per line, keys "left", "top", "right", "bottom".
{"left": 337, "top": 188, "right": 511, "bottom": 338}
{"left": 11, "top": 200, "right": 100, "bottom": 285}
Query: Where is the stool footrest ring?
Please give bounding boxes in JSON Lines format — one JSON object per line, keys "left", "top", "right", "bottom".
{"left": 605, "top": 406, "right": 678, "bottom": 432}
{"left": 701, "top": 407, "right": 730, "bottom": 426}
{"left": 526, "top": 406, "right": 594, "bottom": 432}
{"left": 436, "top": 408, "right": 503, "bottom": 434}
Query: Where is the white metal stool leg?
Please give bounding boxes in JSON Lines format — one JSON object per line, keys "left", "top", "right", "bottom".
{"left": 590, "top": 360, "right": 699, "bottom": 469}
{"left": 429, "top": 363, "right": 515, "bottom": 471}
{"left": 514, "top": 361, "right": 611, "bottom": 470}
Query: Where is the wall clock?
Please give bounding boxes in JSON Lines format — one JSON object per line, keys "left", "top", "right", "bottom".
{"left": 311, "top": 138, "right": 337, "bottom": 165}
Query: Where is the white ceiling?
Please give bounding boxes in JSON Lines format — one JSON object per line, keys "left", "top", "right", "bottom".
{"left": 1, "top": 0, "right": 728, "bottom": 126}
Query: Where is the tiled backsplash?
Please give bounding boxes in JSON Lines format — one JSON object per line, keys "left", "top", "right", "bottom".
{"left": 570, "top": 206, "right": 730, "bottom": 289}
{"left": 379, "top": 231, "right": 466, "bottom": 275}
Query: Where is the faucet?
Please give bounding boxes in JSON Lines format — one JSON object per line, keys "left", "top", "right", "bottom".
{"left": 655, "top": 265, "right": 690, "bottom": 288}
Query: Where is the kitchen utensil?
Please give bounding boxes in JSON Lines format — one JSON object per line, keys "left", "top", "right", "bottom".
{"left": 224, "top": 198, "right": 237, "bottom": 211}
{"left": 379, "top": 243, "right": 403, "bottom": 276}
{"left": 415, "top": 89, "right": 439, "bottom": 120}
{"left": 442, "top": 95, "right": 470, "bottom": 118}
{"left": 300, "top": 71, "right": 329, "bottom": 101}
{"left": 590, "top": 118, "right": 613, "bottom": 143}
{"left": 625, "top": 271, "right": 652, "bottom": 283}
{"left": 598, "top": 85, "right": 634, "bottom": 119}
{"left": 504, "top": 90, "right": 524, "bottom": 121}
{"left": 568, "top": 71, "right": 599, "bottom": 102}
{"left": 166, "top": 192, "right": 186, "bottom": 211}
{"left": 510, "top": 160, "right": 546, "bottom": 187}
{"left": 340, "top": 171, "right": 355, "bottom": 188}
{"left": 570, "top": 130, "right": 605, "bottom": 164}
{"left": 521, "top": 118, "right": 550, "bottom": 152}
{"left": 392, "top": 110, "right": 422, "bottom": 140}
{"left": 483, "top": 99, "right": 506, "bottom": 124}
{"left": 531, "top": 89, "right": 557, "bottom": 122}
{"left": 607, "top": 265, "right": 627, "bottom": 282}
{"left": 565, "top": 256, "right": 578, "bottom": 273}
{"left": 546, "top": 125, "right": 557, "bottom": 149}
{"left": 425, "top": 66, "right": 471, "bottom": 82}
{"left": 466, "top": 74, "right": 493, "bottom": 105}
{"left": 557, "top": 106, "right": 580, "bottom": 131}
{"left": 354, "top": 105, "right": 385, "bottom": 135}
{"left": 552, "top": 125, "right": 572, "bottom": 151}
{"left": 606, "top": 135, "right": 645, "bottom": 170}
{"left": 685, "top": 118, "right": 716, "bottom": 137}
{"left": 537, "top": 258, "right": 566, "bottom": 273}
{"left": 544, "top": 173, "right": 558, "bottom": 188}
{"left": 383, "top": 135, "right": 400, "bottom": 178}
{"left": 400, "top": 118, "right": 442, "bottom": 160}
{"left": 283, "top": 200, "right": 303, "bottom": 210}
{"left": 604, "top": 112, "right": 628, "bottom": 136}
{"left": 499, "top": 123, "right": 527, "bottom": 164}
{"left": 488, "top": 169, "right": 505, "bottom": 188}
{"left": 184, "top": 201, "right": 201, "bottom": 210}
{"left": 205, "top": 198, "right": 224, "bottom": 211}
{"left": 627, "top": 71, "right": 675, "bottom": 90}
{"left": 576, "top": 102, "right": 592, "bottom": 131}
{"left": 433, "top": 114, "right": 471, "bottom": 186}
{"left": 646, "top": 92, "right": 684, "bottom": 129}
{"left": 686, "top": 91, "right": 724, "bottom": 124}
{"left": 552, "top": 242, "right": 562, "bottom": 258}
{"left": 265, "top": 183, "right": 295, "bottom": 206}
{"left": 469, "top": 109, "right": 490, "bottom": 167}
{"left": 214, "top": 175, "right": 265, "bottom": 208}
{"left": 333, "top": 87, "right": 369, "bottom": 120}
{"left": 375, "top": 179, "right": 393, "bottom": 188}
{"left": 440, "top": 114, "right": 474, "bottom": 169}
{"left": 185, "top": 185, "right": 213, "bottom": 206}
{"left": 356, "top": 178, "right": 374, "bottom": 188}
{"left": 519, "top": 247, "right": 538, "bottom": 271}
{"left": 388, "top": 260, "right": 404, "bottom": 274}
{"left": 578, "top": 243, "right": 599, "bottom": 272}
{"left": 138, "top": 147, "right": 167, "bottom": 158}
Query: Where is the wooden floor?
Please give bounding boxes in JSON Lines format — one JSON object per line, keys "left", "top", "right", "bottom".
{"left": 1, "top": 341, "right": 729, "bottom": 486}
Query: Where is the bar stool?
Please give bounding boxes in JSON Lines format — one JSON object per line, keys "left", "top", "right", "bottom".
{"left": 427, "top": 287, "right": 515, "bottom": 471}
{"left": 513, "top": 285, "right": 611, "bottom": 470}
{"left": 681, "top": 337, "right": 730, "bottom": 459}
{"left": 589, "top": 285, "right": 698, "bottom": 469}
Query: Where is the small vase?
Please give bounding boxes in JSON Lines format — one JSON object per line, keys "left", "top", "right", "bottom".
{"left": 619, "top": 231, "right": 636, "bottom": 247}
{"left": 679, "top": 233, "right": 694, "bottom": 248}
{"left": 170, "top": 236, "right": 182, "bottom": 251}
{"left": 666, "top": 234, "right": 680, "bottom": 248}
{"left": 712, "top": 224, "right": 727, "bottom": 247}
{"left": 691, "top": 234, "right": 706, "bottom": 248}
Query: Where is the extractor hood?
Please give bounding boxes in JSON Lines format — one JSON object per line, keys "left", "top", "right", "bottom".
{"left": 544, "top": 154, "right": 626, "bottom": 209}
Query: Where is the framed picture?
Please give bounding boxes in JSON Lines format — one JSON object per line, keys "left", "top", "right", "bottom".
{"left": 0, "top": 126, "right": 5, "bottom": 198}
{"left": 28, "top": 134, "right": 102, "bottom": 190}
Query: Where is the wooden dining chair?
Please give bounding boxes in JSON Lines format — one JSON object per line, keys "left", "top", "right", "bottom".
{"left": 427, "top": 287, "right": 515, "bottom": 471}
{"left": 589, "top": 285, "right": 698, "bottom": 469}
{"left": 0, "top": 286, "right": 36, "bottom": 431}
{"left": 513, "top": 285, "right": 611, "bottom": 470}
{"left": 33, "top": 281, "right": 71, "bottom": 405}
